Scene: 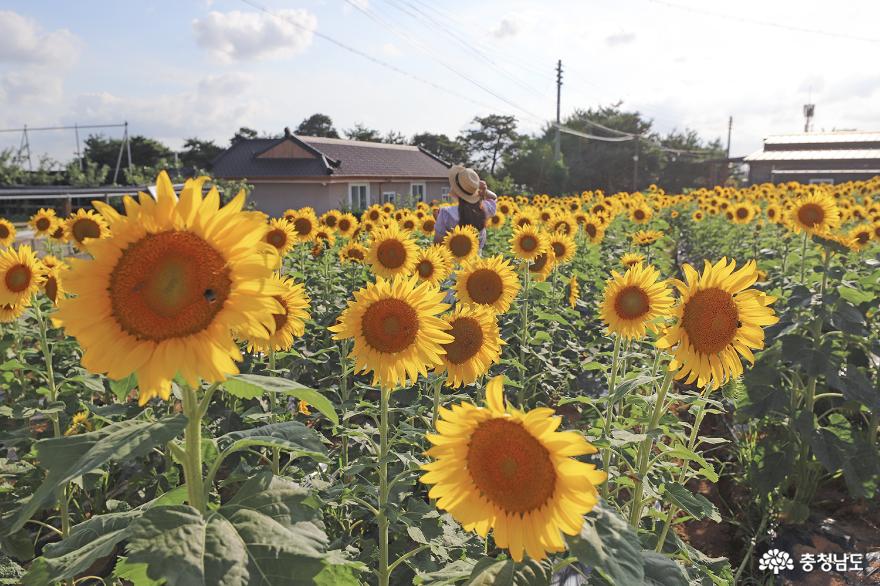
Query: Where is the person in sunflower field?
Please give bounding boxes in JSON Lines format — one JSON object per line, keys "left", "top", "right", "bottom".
{"left": 434, "top": 164, "right": 497, "bottom": 252}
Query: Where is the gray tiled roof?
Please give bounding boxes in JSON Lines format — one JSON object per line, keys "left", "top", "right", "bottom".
{"left": 211, "top": 135, "right": 450, "bottom": 179}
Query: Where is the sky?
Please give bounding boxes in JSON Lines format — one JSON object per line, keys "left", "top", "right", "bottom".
{"left": 1, "top": 0, "right": 879, "bottom": 166}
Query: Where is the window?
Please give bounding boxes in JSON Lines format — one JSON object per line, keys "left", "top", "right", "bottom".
{"left": 808, "top": 178, "right": 834, "bottom": 185}
{"left": 410, "top": 182, "right": 426, "bottom": 202}
{"left": 349, "top": 183, "right": 369, "bottom": 210}
{"left": 441, "top": 186, "right": 450, "bottom": 203}
{"left": 382, "top": 191, "right": 396, "bottom": 204}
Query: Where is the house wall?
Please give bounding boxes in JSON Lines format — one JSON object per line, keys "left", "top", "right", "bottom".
{"left": 247, "top": 178, "right": 449, "bottom": 216}
{"left": 748, "top": 159, "right": 880, "bottom": 185}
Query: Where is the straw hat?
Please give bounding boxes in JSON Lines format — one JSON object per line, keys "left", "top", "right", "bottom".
{"left": 448, "top": 165, "right": 481, "bottom": 204}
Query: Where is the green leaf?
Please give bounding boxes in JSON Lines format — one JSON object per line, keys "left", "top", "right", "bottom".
{"left": 4, "top": 415, "right": 187, "bottom": 535}
{"left": 22, "top": 510, "right": 143, "bottom": 585}
{"left": 109, "top": 373, "right": 138, "bottom": 403}
{"left": 126, "top": 473, "right": 346, "bottom": 586}
{"left": 566, "top": 503, "right": 644, "bottom": 585}
{"left": 465, "top": 557, "right": 549, "bottom": 585}
{"left": 642, "top": 551, "right": 689, "bottom": 586}
{"left": 113, "top": 556, "right": 165, "bottom": 586}
{"left": 663, "top": 483, "right": 720, "bottom": 522}
{"left": 225, "top": 374, "right": 338, "bottom": 425}
{"left": 218, "top": 421, "right": 327, "bottom": 462}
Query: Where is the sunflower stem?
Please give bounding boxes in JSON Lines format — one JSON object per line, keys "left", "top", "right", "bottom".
{"left": 181, "top": 383, "right": 207, "bottom": 514}
{"left": 339, "top": 340, "right": 350, "bottom": 477}
{"left": 799, "top": 231, "right": 808, "bottom": 283}
{"left": 431, "top": 375, "right": 443, "bottom": 428}
{"left": 268, "top": 351, "right": 281, "bottom": 475}
{"left": 600, "top": 334, "right": 623, "bottom": 500}
{"left": 377, "top": 388, "right": 391, "bottom": 586}
{"left": 35, "top": 303, "right": 71, "bottom": 546}
{"left": 517, "top": 263, "right": 531, "bottom": 406}
{"left": 628, "top": 367, "right": 673, "bottom": 527}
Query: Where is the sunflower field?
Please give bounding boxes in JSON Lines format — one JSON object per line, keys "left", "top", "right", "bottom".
{"left": 0, "top": 173, "right": 879, "bottom": 585}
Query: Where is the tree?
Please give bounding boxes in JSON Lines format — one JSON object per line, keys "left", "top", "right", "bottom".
{"left": 295, "top": 114, "right": 339, "bottom": 138}
{"left": 505, "top": 137, "right": 568, "bottom": 195}
{"left": 412, "top": 132, "right": 467, "bottom": 164}
{"left": 179, "top": 138, "right": 223, "bottom": 170}
{"left": 344, "top": 123, "right": 382, "bottom": 142}
{"left": 382, "top": 130, "right": 408, "bottom": 145}
{"left": 230, "top": 127, "right": 258, "bottom": 145}
{"left": 657, "top": 130, "right": 725, "bottom": 192}
{"left": 460, "top": 115, "right": 519, "bottom": 176}
{"left": 84, "top": 134, "right": 173, "bottom": 183}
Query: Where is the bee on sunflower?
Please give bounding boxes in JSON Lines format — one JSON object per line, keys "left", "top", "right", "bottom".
{"left": 420, "top": 376, "right": 606, "bottom": 562}
{"left": 657, "top": 258, "right": 778, "bottom": 388}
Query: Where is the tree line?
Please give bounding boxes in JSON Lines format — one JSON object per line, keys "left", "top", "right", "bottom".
{"left": 0, "top": 105, "right": 729, "bottom": 194}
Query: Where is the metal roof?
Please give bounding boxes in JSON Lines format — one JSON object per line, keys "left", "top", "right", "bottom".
{"left": 771, "top": 169, "right": 880, "bottom": 174}
{"left": 764, "top": 131, "right": 880, "bottom": 145}
{"left": 745, "top": 148, "right": 880, "bottom": 162}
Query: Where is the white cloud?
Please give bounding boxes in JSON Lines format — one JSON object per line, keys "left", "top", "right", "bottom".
{"left": 605, "top": 32, "right": 636, "bottom": 46}
{"left": 382, "top": 42, "right": 401, "bottom": 57}
{"left": 192, "top": 9, "right": 317, "bottom": 63}
{"left": 0, "top": 10, "right": 81, "bottom": 67}
{"left": 1, "top": 70, "right": 63, "bottom": 106}
{"left": 492, "top": 18, "right": 518, "bottom": 39}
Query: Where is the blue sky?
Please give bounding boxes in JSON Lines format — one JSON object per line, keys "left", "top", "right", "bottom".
{"left": 2, "top": 0, "right": 879, "bottom": 165}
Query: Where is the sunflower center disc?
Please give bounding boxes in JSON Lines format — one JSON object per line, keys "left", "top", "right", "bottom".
{"left": 530, "top": 253, "right": 549, "bottom": 272}
{"left": 417, "top": 260, "right": 434, "bottom": 278}
{"left": 266, "top": 229, "right": 286, "bottom": 249}
{"left": 681, "top": 287, "right": 739, "bottom": 355}
{"left": 338, "top": 219, "right": 350, "bottom": 232}
{"left": 466, "top": 269, "right": 503, "bottom": 304}
{"left": 5, "top": 265, "right": 31, "bottom": 292}
{"left": 614, "top": 286, "right": 650, "bottom": 319}
{"left": 109, "top": 231, "right": 232, "bottom": 342}
{"left": 325, "top": 215, "right": 337, "bottom": 227}
{"left": 552, "top": 242, "right": 565, "bottom": 258}
{"left": 586, "top": 224, "right": 597, "bottom": 238}
{"left": 443, "top": 317, "right": 484, "bottom": 364}
{"left": 0, "top": 225, "right": 8, "bottom": 238}
{"left": 293, "top": 218, "right": 312, "bottom": 235}
{"left": 449, "top": 235, "right": 473, "bottom": 258}
{"left": 376, "top": 240, "right": 406, "bottom": 269}
{"left": 36, "top": 218, "right": 50, "bottom": 231}
{"left": 348, "top": 248, "right": 364, "bottom": 260}
{"left": 519, "top": 236, "right": 537, "bottom": 252}
{"left": 467, "top": 418, "right": 556, "bottom": 515}
{"left": 423, "top": 219, "right": 435, "bottom": 231}
{"left": 72, "top": 219, "right": 100, "bottom": 243}
{"left": 361, "top": 298, "right": 418, "bottom": 353}
{"left": 45, "top": 275, "right": 58, "bottom": 303}
{"left": 635, "top": 210, "right": 645, "bottom": 220}
{"left": 797, "top": 203, "right": 825, "bottom": 227}
{"left": 272, "top": 295, "right": 289, "bottom": 332}
{"left": 736, "top": 208, "right": 748, "bottom": 219}
{"left": 403, "top": 220, "right": 415, "bottom": 230}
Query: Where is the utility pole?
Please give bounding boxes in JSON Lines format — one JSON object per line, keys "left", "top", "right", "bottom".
{"left": 632, "top": 135, "right": 640, "bottom": 192}
{"left": 554, "top": 59, "right": 562, "bottom": 161}
{"left": 726, "top": 116, "right": 732, "bottom": 159}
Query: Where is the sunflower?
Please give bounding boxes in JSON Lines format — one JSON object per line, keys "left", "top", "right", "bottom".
{"left": 581, "top": 217, "right": 606, "bottom": 244}
{"left": 49, "top": 224, "right": 67, "bottom": 242}
{"left": 691, "top": 210, "right": 705, "bottom": 222}
{"left": 320, "top": 210, "right": 341, "bottom": 230}
{"left": 510, "top": 225, "right": 548, "bottom": 261}
{"left": 527, "top": 249, "right": 556, "bottom": 283}
{"left": 414, "top": 245, "right": 453, "bottom": 287}
{"left": 0, "top": 219, "right": 16, "bottom": 247}
{"left": 366, "top": 224, "right": 419, "bottom": 278}
{"left": 788, "top": 192, "right": 840, "bottom": 235}
{"left": 246, "top": 274, "right": 310, "bottom": 353}
{"left": 848, "top": 224, "right": 874, "bottom": 251}
{"left": 41, "top": 264, "right": 64, "bottom": 305}
{"left": 314, "top": 228, "right": 336, "bottom": 248}
{"left": 339, "top": 241, "right": 368, "bottom": 263}
{"left": 30, "top": 208, "right": 59, "bottom": 237}
{"left": 548, "top": 232, "right": 576, "bottom": 265}
{"left": 54, "top": 172, "right": 283, "bottom": 405}
{"left": 263, "top": 218, "right": 296, "bottom": 256}
{"left": 0, "top": 245, "right": 43, "bottom": 306}
{"left": 398, "top": 214, "right": 419, "bottom": 233}
{"left": 420, "top": 216, "right": 437, "bottom": 236}
{"left": 657, "top": 258, "right": 779, "bottom": 388}
{"left": 487, "top": 213, "right": 505, "bottom": 229}
{"left": 442, "top": 225, "right": 480, "bottom": 264}
{"left": 0, "top": 303, "right": 25, "bottom": 323}
{"left": 765, "top": 204, "right": 782, "bottom": 224}
{"left": 454, "top": 255, "right": 521, "bottom": 314}
{"left": 600, "top": 263, "right": 673, "bottom": 340}
{"left": 549, "top": 214, "right": 576, "bottom": 236}
{"left": 64, "top": 411, "right": 93, "bottom": 436}
{"left": 568, "top": 275, "right": 579, "bottom": 309}
{"left": 730, "top": 202, "right": 756, "bottom": 225}
{"left": 632, "top": 229, "right": 663, "bottom": 246}
{"left": 336, "top": 213, "right": 359, "bottom": 238}
{"left": 629, "top": 204, "right": 653, "bottom": 225}
{"left": 329, "top": 275, "right": 453, "bottom": 389}
{"left": 873, "top": 222, "right": 880, "bottom": 242}
{"left": 434, "top": 306, "right": 503, "bottom": 388}
{"left": 288, "top": 210, "right": 318, "bottom": 242}
{"left": 420, "top": 376, "right": 606, "bottom": 562}
{"left": 364, "top": 205, "right": 385, "bottom": 224}
{"left": 65, "top": 209, "right": 110, "bottom": 250}
{"left": 40, "top": 254, "right": 67, "bottom": 270}
{"left": 621, "top": 252, "right": 646, "bottom": 268}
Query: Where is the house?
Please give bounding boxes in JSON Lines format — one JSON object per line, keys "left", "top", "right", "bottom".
{"left": 745, "top": 131, "right": 880, "bottom": 185}
{"left": 211, "top": 128, "right": 452, "bottom": 215}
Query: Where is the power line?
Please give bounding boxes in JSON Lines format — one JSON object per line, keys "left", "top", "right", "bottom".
{"left": 0, "top": 123, "right": 127, "bottom": 133}
{"left": 648, "top": 0, "right": 880, "bottom": 44}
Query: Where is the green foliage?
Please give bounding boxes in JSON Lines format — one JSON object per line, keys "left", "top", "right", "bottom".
{"left": 224, "top": 374, "right": 338, "bottom": 425}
